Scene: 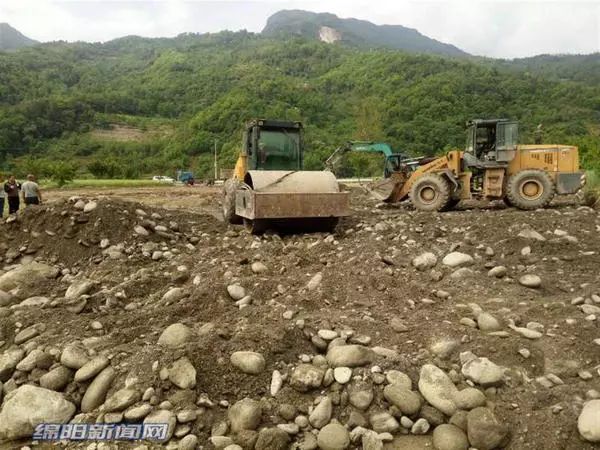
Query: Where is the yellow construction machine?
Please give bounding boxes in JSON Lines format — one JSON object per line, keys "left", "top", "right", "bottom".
{"left": 374, "top": 119, "right": 586, "bottom": 211}
{"left": 222, "top": 119, "right": 349, "bottom": 233}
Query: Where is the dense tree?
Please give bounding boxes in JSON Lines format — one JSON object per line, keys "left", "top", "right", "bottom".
{"left": 0, "top": 32, "right": 598, "bottom": 178}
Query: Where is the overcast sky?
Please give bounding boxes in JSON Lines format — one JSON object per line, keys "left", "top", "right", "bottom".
{"left": 1, "top": 0, "right": 599, "bottom": 58}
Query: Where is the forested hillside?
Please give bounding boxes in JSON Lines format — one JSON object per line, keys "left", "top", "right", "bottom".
{"left": 489, "top": 53, "right": 600, "bottom": 86}
{"left": 0, "top": 30, "right": 599, "bottom": 178}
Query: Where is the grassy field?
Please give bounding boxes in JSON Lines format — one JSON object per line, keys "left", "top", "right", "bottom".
{"left": 43, "top": 179, "right": 171, "bottom": 189}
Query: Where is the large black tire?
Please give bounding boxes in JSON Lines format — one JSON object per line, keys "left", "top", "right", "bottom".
{"left": 503, "top": 196, "right": 513, "bottom": 207}
{"left": 409, "top": 174, "right": 451, "bottom": 212}
{"left": 445, "top": 198, "right": 461, "bottom": 210}
{"left": 244, "top": 218, "right": 268, "bottom": 234}
{"left": 506, "top": 170, "right": 555, "bottom": 210}
{"left": 222, "top": 179, "right": 242, "bottom": 224}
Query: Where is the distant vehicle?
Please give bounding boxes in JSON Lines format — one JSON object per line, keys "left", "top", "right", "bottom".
{"left": 176, "top": 170, "right": 195, "bottom": 185}
{"left": 152, "top": 176, "right": 175, "bottom": 183}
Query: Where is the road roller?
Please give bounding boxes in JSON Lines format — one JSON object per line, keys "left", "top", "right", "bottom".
{"left": 222, "top": 119, "right": 349, "bottom": 233}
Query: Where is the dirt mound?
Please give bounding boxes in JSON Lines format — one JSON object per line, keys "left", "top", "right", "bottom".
{"left": 0, "top": 192, "right": 599, "bottom": 449}
{"left": 0, "top": 197, "right": 221, "bottom": 267}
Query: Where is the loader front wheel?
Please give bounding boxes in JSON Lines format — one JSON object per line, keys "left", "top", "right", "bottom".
{"left": 410, "top": 174, "right": 451, "bottom": 212}
{"left": 222, "top": 179, "right": 242, "bottom": 224}
{"left": 506, "top": 170, "right": 555, "bottom": 210}
{"left": 445, "top": 198, "right": 461, "bottom": 210}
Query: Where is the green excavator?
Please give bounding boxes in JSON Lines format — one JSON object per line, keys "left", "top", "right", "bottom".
{"left": 325, "top": 141, "right": 429, "bottom": 200}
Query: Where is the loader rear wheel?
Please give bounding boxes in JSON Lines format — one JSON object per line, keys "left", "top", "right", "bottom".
{"left": 222, "top": 179, "right": 242, "bottom": 224}
{"left": 410, "top": 174, "right": 451, "bottom": 212}
{"left": 506, "top": 170, "right": 555, "bottom": 210}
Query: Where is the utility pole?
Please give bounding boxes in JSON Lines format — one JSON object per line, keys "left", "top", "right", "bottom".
{"left": 214, "top": 139, "right": 218, "bottom": 180}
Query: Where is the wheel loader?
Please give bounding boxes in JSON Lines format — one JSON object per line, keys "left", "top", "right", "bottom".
{"left": 222, "top": 119, "right": 349, "bottom": 233}
{"left": 375, "top": 119, "right": 586, "bottom": 211}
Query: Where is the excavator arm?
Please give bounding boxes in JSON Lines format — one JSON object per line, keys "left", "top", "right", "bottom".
{"left": 325, "top": 141, "right": 395, "bottom": 172}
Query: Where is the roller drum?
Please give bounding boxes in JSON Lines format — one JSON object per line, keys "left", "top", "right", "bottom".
{"left": 244, "top": 170, "right": 340, "bottom": 193}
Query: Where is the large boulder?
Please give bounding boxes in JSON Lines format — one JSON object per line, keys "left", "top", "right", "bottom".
{"left": 168, "top": 357, "right": 196, "bottom": 389}
{"left": 157, "top": 323, "right": 193, "bottom": 348}
{"left": 442, "top": 252, "right": 474, "bottom": 268}
{"left": 412, "top": 252, "right": 438, "bottom": 271}
{"left": 0, "top": 290, "right": 16, "bottom": 307}
{"left": 0, "top": 263, "right": 58, "bottom": 296}
{"left": 60, "top": 342, "right": 90, "bottom": 369}
{"left": 0, "top": 347, "right": 25, "bottom": 382}
{"left": 65, "top": 279, "right": 94, "bottom": 299}
{"left": 383, "top": 385, "right": 422, "bottom": 415}
{"left": 309, "top": 396, "right": 332, "bottom": 429}
{"left": 74, "top": 356, "right": 110, "bottom": 382}
{"left": 230, "top": 351, "right": 266, "bottom": 375}
{"left": 81, "top": 366, "right": 116, "bottom": 412}
{"left": 432, "top": 424, "right": 469, "bottom": 450}
{"left": 0, "top": 385, "right": 76, "bottom": 441}
{"left": 143, "top": 409, "right": 176, "bottom": 443}
{"left": 461, "top": 357, "right": 504, "bottom": 387}
{"left": 326, "top": 345, "right": 374, "bottom": 367}
{"left": 39, "top": 366, "right": 73, "bottom": 391}
{"left": 418, "top": 364, "right": 458, "bottom": 416}
{"left": 254, "top": 427, "right": 290, "bottom": 450}
{"left": 578, "top": 400, "right": 600, "bottom": 442}
{"left": 466, "top": 407, "right": 509, "bottom": 450}
{"left": 317, "top": 423, "right": 350, "bottom": 450}
{"left": 228, "top": 398, "right": 262, "bottom": 432}
{"left": 104, "top": 388, "right": 140, "bottom": 412}
{"left": 290, "top": 364, "right": 324, "bottom": 392}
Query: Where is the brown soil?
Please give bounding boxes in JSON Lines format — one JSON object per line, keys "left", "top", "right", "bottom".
{"left": 0, "top": 187, "right": 599, "bottom": 449}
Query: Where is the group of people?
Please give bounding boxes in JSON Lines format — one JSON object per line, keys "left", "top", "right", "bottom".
{"left": 0, "top": 174, "right": 42, "bottom": 216}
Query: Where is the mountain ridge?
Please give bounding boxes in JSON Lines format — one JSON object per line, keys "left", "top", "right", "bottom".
{"left": 0, "top": 23, "right": 38, "bottom": 50}
{"left": 262, "top": 10, "right": 468, "bottom": 57}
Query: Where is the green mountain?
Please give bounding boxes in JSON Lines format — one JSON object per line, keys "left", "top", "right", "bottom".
{"left": 0, "top": 23, "right": 38, "bottom": 51}
{"left": 262, "top": 10, "right": 468, "bottom": 57}
{"left": 490, "top": 53, "right": 600, "bottom": 85}
{"left": 0, "top": 31, "right": 598, "bottom": 179}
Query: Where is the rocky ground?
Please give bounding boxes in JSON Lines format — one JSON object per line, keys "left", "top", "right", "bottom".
{"left": 0, "top": 187, "right": 599, "bottom": 450}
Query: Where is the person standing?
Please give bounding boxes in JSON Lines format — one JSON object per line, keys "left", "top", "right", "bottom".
{"left": 0, "top": 174, "right": 5, "bottom": 217}
{"left": 21, "top": 174, "right": 42, "bottom": 206}
{"left": 4, "top": 175, "right": 21, "bottom": 214}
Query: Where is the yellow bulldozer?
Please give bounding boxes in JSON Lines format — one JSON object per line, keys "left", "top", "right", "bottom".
{"left": 374, "top": 119, "right": 586, "bottom": 211}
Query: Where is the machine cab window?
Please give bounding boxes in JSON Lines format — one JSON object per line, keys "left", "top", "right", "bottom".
{"left": 256, "top": 128, "right": 300, "bottom": 169}
{"left": 465, "top": 119, "right": 519, "bottom": 163}
{"left": 244, "top": 120, "right": 303, "bottom": 171}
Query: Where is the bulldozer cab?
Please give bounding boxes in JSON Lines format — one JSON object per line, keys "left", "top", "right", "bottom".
{"left": 465, "top": 119, "right": 519, "bottom": 163}
{"left": 244, "top": 119, "right": 303, "bottom": 171}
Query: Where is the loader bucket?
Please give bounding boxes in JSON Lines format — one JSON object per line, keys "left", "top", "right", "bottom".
{"left": 366, "top": 172, "right": 409, "bottom": 203}
{"left": 367, "top": 177, "right": 397, "bottom": 202}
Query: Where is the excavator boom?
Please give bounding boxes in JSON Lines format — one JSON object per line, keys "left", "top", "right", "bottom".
{"left": 325, "top": 141, "right": 396, "bottom": 172}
